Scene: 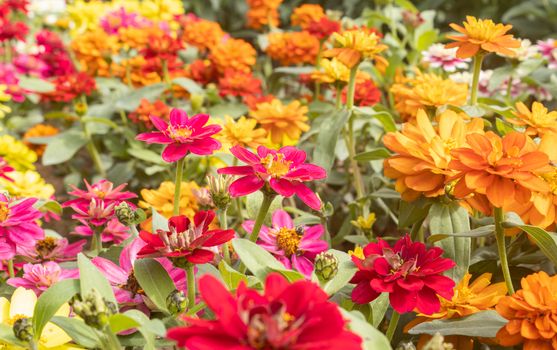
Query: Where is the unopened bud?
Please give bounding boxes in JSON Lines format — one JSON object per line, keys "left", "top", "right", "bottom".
{"left": 115, "top": 202, "right": 142, "bottom": 226}
{"left": 70, "top": 289, "right": 117, "bottom": 329}
{"left": 13, "top": 318, "right": 33, "bottom": 342}
{"left": 314, "top": 252, "right": 338, "bottom": 281}
{"left": 208, "top": 174, "right": 233, "bottom": 210}
{"left": 166, "top": 290, "right": 188, "bottom": 315}
{"left": 74, "top": 101, "right": 88, "bottom": 116}
{"left": 190, "top": 94, "right": 205, "bottom": 112}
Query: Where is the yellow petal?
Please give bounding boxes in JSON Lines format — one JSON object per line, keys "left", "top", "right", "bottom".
{"left": 0, "top": 297, "right": 10, "bottom": 323}
{"left": 40, "top": 322, "right": 72, "bottom": 348}
{"left": 10, "top": 288, "right": 36, "bottom": 319}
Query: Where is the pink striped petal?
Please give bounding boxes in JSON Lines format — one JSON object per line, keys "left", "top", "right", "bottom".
{"left": 269, "top": 178, "right": 296, "bottom": 197}
{"left": 136, "top": 132, "right": 173, "bottom": 144}
{"left": 170, "top": 109, "right": 189, "bottom": 125}
{"left": 230, "top": 146, "right": 260, "bottom": 164}
{"left": 218, "top": 166, "right": 254, "bottom": 176}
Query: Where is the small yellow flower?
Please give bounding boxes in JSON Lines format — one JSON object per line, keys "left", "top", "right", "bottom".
{"left": 311, "top": 58, "right": 350, "bottom": 84}
{"left": 0, "top": 85, "right": 12, "bottom": 119}
{"left": 324, "top": 30, "right": 387, "bottom": 68}
{"left": 348, "top": 246, "right": 364, "bottom": 259}
{"left": 139, "top": 181, "right": 200, "bottom": 221}
{"left": 249, "top": 99, "right": 310, "bottom": 146}
{"left": 0, "top": 287, "right": 78, "bottom": 349}
{"left": 0, "top": 135, "right": 37, "bottom": 171}
{"left": 508, "top": 101, "right": 557, "bottom": 137}
{"left": 0, "top": 171, "right": 55, "bottom": 200}
{"left": 351, "top": 213, "right": 376, "bottom": 231}
{"left": 216, "top": 115, "right": 268, "bottom": 151}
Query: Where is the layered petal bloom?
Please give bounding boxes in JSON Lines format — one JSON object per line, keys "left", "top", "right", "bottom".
{"left": 249, "top": 99, "right": 309, "bottom": 145}
{"left": 218, "top": 145, "right": 326, "bottom": 210}
{"left": 8, "top": 261, "right": 78, "bottom": 295}
{"left": 446, "top": 16, "right": 520, "bottom": 58}
{"left": 324, "top": 29, "right": 387, "bottom": 68}
{"left": 136, "top": 108, "right": 222, "bottom": 162}
{"left": 73, "top": 217, "right": 131, "bottom": 244}
{"left": 266, "top": 31, "right": 320, "bottom": 66}
{"left": 243, "top": 209, "right": 327, "bottom": 277}
{"left": 0, "top": 193, "right": 43, "bottom": 260}
{"left": 290, "top": 4, "right": 325, "bottom": 29}
{"left": 496, "top": 271, "right": 557, "bottom": 349}
{"left": 421, "top": 43, "right": 470, "bottom": 72}
{"left": 93, "top": 239, "right": 186, "bottom": 308}
{"left": 138, "top": 211, "right": 234, "bottom": 264}
{"left": 215, "top": 115, "right": 268, "bottom": 151}
{"left": 17, "top": 237, "right": 86, "bottom": 263}
{"left": 246, "top": 0, "right": 283, "bottom": 30}
{"left": 167, "top": 273, "right": 362, "bottom": 349}
{"left": 449, "top": 131, "right": 552, "bottom": 209}
{"left": 350, "top": 235, "right": 456, "bottom": 315}
{"left": 64, "top": 179, "right": 137, "bottom": 209}
{"left": 508, "top": 101, "right": 557, "bottom": 137}
{"left": 383, "top": 109, "right": 484, "bottom": 201}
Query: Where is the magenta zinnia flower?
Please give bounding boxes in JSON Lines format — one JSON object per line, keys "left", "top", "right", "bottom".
{"left": 17, "top": 237, "right": 86, "bottom": 263}
{"left": 73, "top": 218, "right": 130, "bottom": 244}
{"left": 218, "top": 145, "right": 327, "bottom": 210}
{"left": 8, "top": 261, "right": 78, "bottom": 295}
{"left": 138, "top": 210, "right": 234, "bottom": 264}
{"left": 0, "top": 157, "right": 13, "bottom": 181}
{"left": 0, "top": 193, "right": 43, "bottom": 260}
{"left": 167, "top": 273, "right": 362, "bottom": 349}
{"left": 243, "top": 209, "right": 327, "bottom": 278}
{"left": 350, "top": 234, "right": 456, "bottom": 315}
{"left": 93, "top": 238, "right": 186, "bottom": 309}
{"left": 64, "top": 179, "right": 136, "bottom": 209}
{"left": 136, "top": 108, "right": 222, "bottom": 162}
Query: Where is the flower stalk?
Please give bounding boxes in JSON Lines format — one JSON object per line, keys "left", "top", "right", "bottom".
{"left": 219, "top": 209, "right": 232, "bottom": 265}
{"left": 173, "top": 158, "right": 185, "bottom": 216}
{"left": 494, "top": 207, "right": 515, "bottom": 294}
{"left": 385, "top": 310, "right": 400, "bottom": 342}
{"left": 186, "top": 263, "right": 196, "bottom": 310}
{"left": 7, "top": 259, "right": 14, "bottom": 279}
{"left": 469, "top": 53, "right": 484, "bottom": 105}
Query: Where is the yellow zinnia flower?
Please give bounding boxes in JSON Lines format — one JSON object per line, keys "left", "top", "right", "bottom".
{"left": 0, "top": 171, "right": 55, "bottom": 199}
{"left": 348, "top": 246, "right": 364, "bottom": 259}
{"left": 0, "top": 135, "right": 37, "bottom": 171}
{"left": 66, "top": 0, "right": 109, "bottom": 36}
{"left": 0, "top": 287, "right": 79, "bottom": 349}
{"left": 324, "top": 30, "right": 387, "bottom": 68}
{"left": 351, "top": 213, "right": 376, "bottom": 231}
{"left": 216, "top": 115, "right": 268, "bottom": 151}
{"left": 0, "top": 85, "right": 12, "bottom": 119}
{"left": 508, "top": 101, "right": 557, "bottom": 137}
{"left": 139, "top": 0, "right": 184, "bottom": 23}
{"left": 249, "top": 99, "right": 309, "bottom": 146}
{"left": 139, "top": 181, "right": 200, "bottom": 220}
{"left": 311, "top": 58, "right": 350, "bottom": 84}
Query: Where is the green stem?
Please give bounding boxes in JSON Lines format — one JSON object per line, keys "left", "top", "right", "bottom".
{"left": 102, "top": 326, "right": 121, "bottom": 350}
{"left": 346, "top": 65, "right": 359, "bottom": 110}
{"left": 7, "top": 259, "right": 14, "bottom": 279}
{"left": 173, "top": 158, "right": 185, "bottom": 216}
{"left": 185, "top": 301, "right": 206, "bottom": 316}
{"left": 385, "top": 311, "right": 400, "bottom": 342}
{"left": 469, "top": 54, "right": 484, "bottom": 106}
{"left": 186, "top": 264, "right": 195, "bottom": 310}
{"left": 80, "top": 101, "right": 106, "bottom": 178}
{"left": 314, "top": 41, "right": 324, "bottom": 99}
{"left": 130, "top": 225, "right": 139, "bottom": 238}
{"left": 27, "top": 340, "right": 38, "bottom": 350}
{"left": 119, "top": 110, "right": 127, "bottom": 126}
{"left": 494, "top": 207, "right": 515, "bottom": 294}
{"left": 91, "top": 229, "right": 103, "bottom": 255}
{"left": 219, "top": 209, "right": 231, "bottom": 265}
{"left": 335, "top": 85, "right": 343, "bottom": 109}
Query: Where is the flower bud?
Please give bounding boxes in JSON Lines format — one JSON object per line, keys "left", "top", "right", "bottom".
{"left": 208, "top": 174, "right": 233, "bottom": 210}
{"left": 13, "top": 317, "right": 33, "bottom": 342}
{"left": 166, "top": 289, "right": 188, "bottom": 315}
{"left": 74, "top": 101, "right": 88, "bottom": 116}
{"left": 70, "top": 289, "right": 117, "bottom": 330}
{"left": 314, "top": 252, "right": 338, "bottom": 281}
{"left": 115, "top": 202, "right": 139, "bottom": 226}
{"left": 190, "top": 94, "right": 205, "bottom": 112}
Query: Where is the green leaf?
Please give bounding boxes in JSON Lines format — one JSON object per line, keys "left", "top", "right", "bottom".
{"left": 18, "top": 76, "right": 55, "bottom": 93}
{"left": 322, "top": 250, "right": 357, "bottom": 296}
{"left": 109, "top": 314, "right": 141, "bottom": 334}
{"left": 208, "top": 102, "right": 248, "bottom": 118}
{"left": 127, "top": 147, "right": 166, "bottom": 165}
{"left": 516, "top": 225, "right": 557, "bottom": 267}
{"left": 354, "top": 148, "right": 391, "bottom": 162}
{"left": 151, "top": 207, "right": 169, "bottom": 232}
{"left": 355, "top": 108, "right": 396, "bottom": 132}
{"left": 0, "top": 324, "right": 26, "bottom": 347}
{"left": 273, "top": 66, "right": 315, "bottom": 75}
{"left": 398, "top": 198, "right": 431, "bottom": 228}
{"left": 270, "top": 268, "right": 305, "bottom": 282}
{"left": 42, "top": 130, "right": 88, "bottom": 166}
{"left": 232, "top": 238, "right": 286, "bottom": 281}
{"left": 115, "top": 83, "right": 167, "bottom": 111}
{"left": 312, "top": 109, "right": 350, "bottom": 173}
{"left": 369, "top": 293, "right": 390, "bottom": 328}
{"left": 495, "top": 117, "right": 515, "bottom": 135}
{"left": 415, "top": 29, "right": 438, "bottom": 51}
{"left": 81, "top": 116, "right": 120, "bottom": 129}
{"left": 77, "top": 253, "right": 117, "bottom": 305}
{"left": 428, "top": 225, "right": 494, "bottom": 243}
{"left": 245, "top": 191, "right": 283, "bottom": 223}
{"left": 33, "top": 279, "right": 80, "bottom": 340}
{"left": 218, "top": 260, "right": 248, "bottom": 290}
{"left": 428, "top": 202, "right": 471, "bottom": 281}
{"left": 408, "top": 310, "right": 507, "bottom": 338}
{"left": 134, "top": 258, "right": 176, "bottom": 314}
{"left": 34, "top": 199, "right": 63, "bottom": 215}
{"left": 51, "top": 316, "right": 100, "bottom": 348}
{"left": 340, "top": 310, "right": 392, "bottom": 350}
{"left": 120, "top": 310, "right": 166, "bottom": 350}
{"left": 172, "top": 77, "right": 204, "bottom": 94}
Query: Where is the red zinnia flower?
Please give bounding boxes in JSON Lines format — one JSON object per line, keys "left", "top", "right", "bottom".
{"left": 141, "top": 32, "right": 183, "bottom": 61}
{"left": 136, "top": 108, "right": 222, "bottom": 163}
{"left": 341, "top": 79, "right": 381, "bottom": 107}
{"left": 138, "top": 211, "right": 234, "bottom": 264}
{"left": 351, "top": 235, "right": 456, "bottom": 315}
{"left": 218, "top": 69, "right": 262, "bottom": 98}
{"left": 167, "top": 273, "right": 362, "bottom": 349}
{"left": 186, "top": 59, "right": 218, "bottom": 86}
{"left": 307, "top": 17, "right": 341, "bottom": 40}
{"left": 0, "top": 19, "right": 28, "bottom": 42}
{"left": 217, "top": 145, "right": 326, "bottom": 210}
{"left": 42, "top": 73, "right": 96, "bottom": 102}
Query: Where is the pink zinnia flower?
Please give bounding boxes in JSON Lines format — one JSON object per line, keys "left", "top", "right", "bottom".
{"left": 64, "top": 179, "right": 136, "bottom": 209}
{"left": 17, "top": 237, "right": 86, "bottom": 263}
{"left": 8, "top": 261, "right": 78, "bottom": 295}
{"left": 537, "top": 39, "right": 557, "bottom": 69}
{"left": 136, "top": 108, "right": 222, "bottom": 162}
{"left": 351, "top": 234, "right": 456, "bottom": 315}
{"left": 218, "top": 145, "right": 327, "bottom": 210}
{"left": 100, "top": 7, "right": 151, "bottom": 34}
{"left": 138, "top": 210, "right": 234, "bottom": 264}
{"left": 0, "top": 193, "right": 43, "bottom": 260}
{"left": 92, "top": 239, "right": 186, "bottom": 309}
{"left": 243, "top": 209, "right": 327, "bottom": 277}
{"left": 421, "top": 43, "right": 470, "bottom": 72}
{"left": 167, "top": 273, "right": 362, "bottom": 349}
{"left": 73, "top": 218, "right": 130, "bottom": 244}
{"left": 0, "top": 157, "right": 13, "bottom": 181}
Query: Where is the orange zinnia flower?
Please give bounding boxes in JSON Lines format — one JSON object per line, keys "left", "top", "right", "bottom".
{"left": 209, "top": 38, "right": 257, "bottom": 73}
{"left": 449, "top": 131, "right": 551, "bottom": 209}
{"left": 23, "top": 124, "right": 59, "bottom": 156}
{"left": 496, "top": 271, "right": 557, "bottom": 350}
{"left": 266, "top": 31, "right": 320, "bottom": 66}
{"left": 71, "top": 29, "right": 118, "bottom": 76}
{"left": 323, "top": 29, "right": 387, "bottom": 68}
{"left": 446, "top": 16, "right": 520, "bottom": 59}
{"left": 246, "top": 0, "right": 283, "bottom": 30}
{"left": 181, "top": 16, "right": 226, "bottom": 53}
{"left": 290, "top": 4, "right": 325, "bottom": 29}
{"left": 249, "top": 98, "right": 309, "bottom": 145}
{"left": 508, "top": 101, "right": 557, "bottom": 137}
{"left": 383, "top": 109, "right": 484, "bottom": 201}
{"left": 390, "top": 69, "right": 468, "bottom": 120}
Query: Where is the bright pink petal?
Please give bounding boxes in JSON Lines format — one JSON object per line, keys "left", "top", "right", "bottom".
{"left": 293, "top": 183, "right": 322, "bottom": 210}
{"left": 162, "top": 143, "right": 189, "bottom": 162}
{"left": 271, "top": 210, "right": 294, "bottom": 229}
{"left": 228, "top": 176, "right": 264, "bottom": 197}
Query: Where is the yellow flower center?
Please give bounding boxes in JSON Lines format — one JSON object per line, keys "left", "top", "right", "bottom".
{"left": 0, "top": 202, "right": 9, "bottom": 222}
{"left": 465, "top": 19, "right": 500, "bottom": 41}
{"left": 7, "top": 314, "right": 26, "bottom": 326}
{"left": 94, "top": 189, "right": 106, "bottom": 199}
{"left": 260, "top": 154, "right": 292, "bottom": 178}
{"left": 36, "top": 237, "right": 58, "bottom": 257}
{"left": 542, "top": 170, "right": 557, "bottom": 194}
{"left": 168, "top": 125, "right": 193, "bottom": 140}
{"left": 275, "top": 227, "right": 301, "bottom": 256}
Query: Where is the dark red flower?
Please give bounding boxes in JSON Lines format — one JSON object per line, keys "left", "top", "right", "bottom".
{"left": 42, "top": 73, "right": 96, "bottom": 102}
{"left": 141, "top": 32, "right": 183, "bottom": 61}
{"left": 243, "top": 94, "right": 275, "bottom": 110}
{"left": 351, "top": 235, "right": 456, "bottom": 315}
{"left": 138, "top": 211, "right": 234, "bottom": 264}
{"left": 0, "top": 0, "right": 28, "bottom": 15}
{"left": 186, "top": 59, "right": 218, "bottom": 86}
{"left": 0, "top": 19, "right": 28, "bottom": 42}
{"left": 167, "top": 273, "right": 362, "bottom": 350}
{"left": 218, "top": 69, "right": 262, "bottom": 98}
{"left": 307, "top": 17, "right": 341, "bottom": 41}
{"left": 341, "top": 80, "right": 381, "bottom": 107}
{"left": 35, "top": 30, "right": 75, "bottom": 77}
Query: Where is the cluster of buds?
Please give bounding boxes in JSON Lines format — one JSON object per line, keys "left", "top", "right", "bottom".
{"left": 314, "top": 252, "right": 338, "bottom": 281}
{"left": 114, "top": 202, "right": 145, "bottom": 227}
{"left": 166, "top": 289, "right": 188, "bottom": 315}
{"left": 70, "top": 289, "right": 117, "bottom": 329}
{"left": 207, "top": 174, "right": 233, "bottom": 210}
{"left": 13, "top": 317, "right": 33, "bottom": 342}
